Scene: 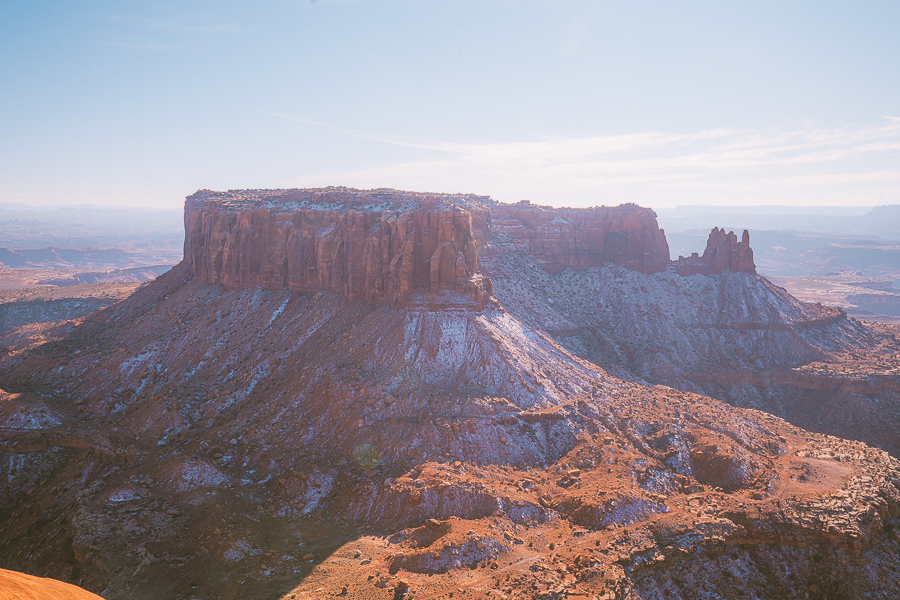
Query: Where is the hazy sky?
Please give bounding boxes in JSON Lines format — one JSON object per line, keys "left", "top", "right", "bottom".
{"left": 2, "top": 0, "right": 899, "bottom": 209}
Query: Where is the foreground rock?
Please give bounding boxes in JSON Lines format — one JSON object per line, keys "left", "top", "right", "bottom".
{"left": 0, "top": 188, "right": 898, "bottom": 599}
{"left": 0, "top": 568, "right": 103, "bottom": 600}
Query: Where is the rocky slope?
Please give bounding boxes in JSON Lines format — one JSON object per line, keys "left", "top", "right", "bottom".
{"left": 0, "top": 282, "right": 146, "bottom": 334}
{"left": 484, "top": 248, "right": 900, "bottom": 457}
{"left": 0, "top": 298, "right": 112, "bottom": 334}
{"left": 0, "top": 188, "right": 899, "bottom": 599}
{"left": 459, "top": 190, "right": 900, "bottom": 457}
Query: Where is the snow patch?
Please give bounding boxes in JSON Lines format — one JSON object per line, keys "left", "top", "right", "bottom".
{"left": 169, "top": 459, "right": 229, "bottom": 492}
{"left": 267, "top": 297, "right": 291, "bottom": 326}
{"left": 109, "top": 487, "right": 142, "bottom": 503}
{"left": 224, "top": 540, "right": 254, "bottom": 562}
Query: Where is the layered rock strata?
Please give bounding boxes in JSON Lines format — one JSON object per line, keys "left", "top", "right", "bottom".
{"left": 672, "top": 227, "right": 756, "bottom": 275}
{"left": 489, "top": 201, "right": 671, "bottom": 274}
{"left": 184, "top": 189, "right": 493, "bottom": 306}
{"left": 186, "top": 189, "right": 754, "bottom": 310}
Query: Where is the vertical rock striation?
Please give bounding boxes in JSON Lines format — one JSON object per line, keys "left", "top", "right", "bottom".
{"left": 183, "top": 188, "right": 755, "bottom": 306}
{"left": 184, "top": 189, "right": 492, "bottom": 306}
{"left": 489, "top": 201, "right": 670, "bottom": 274}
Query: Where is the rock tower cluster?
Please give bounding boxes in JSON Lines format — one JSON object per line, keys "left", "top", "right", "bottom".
{"left": 671, "top": 227, "right": 756, "bottom": 276}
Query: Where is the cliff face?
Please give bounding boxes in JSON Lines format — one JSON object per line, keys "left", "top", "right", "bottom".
{"left": 672, "top": 227, "right": 756, "bottom": 275}
{"left": 184, "top": 189, "right": 492, "bottom": 306}
{"left": 184, "top": 189, "right": 754, "bottom": 306}
{"left": 489, "top": 202, "right": 670, "bottom": 274}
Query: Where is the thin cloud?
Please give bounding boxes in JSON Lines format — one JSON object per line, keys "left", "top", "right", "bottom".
{"left": 269, "top": 111, "right": 461, "bottom": 152}
{"left": 99, "top": 15, "right": 235, "bottom": 52}
{"left": 105, "top": 15, "right": 235, "bottom": 34}
{"left": 764, "top": 171, "right": 900, "bottom": 186}
{"left": 101, "top": 41, "right": 187, "bottom": 51}
{"left": 280, "top": 117, "right": 900, "bottom": 207}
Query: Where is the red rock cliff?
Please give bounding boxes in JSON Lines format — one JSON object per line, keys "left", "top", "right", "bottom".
{"left": 184, "top": 188, "right": 492, "bottom": 305}
{"left": 184, "top": 189, "right": 755, "bottom": 304}
{"left": 671, "top": 228, "right": 756, "bottom": 275}
{"left": 488, "top": 202, "right": 670, "bottom": 274}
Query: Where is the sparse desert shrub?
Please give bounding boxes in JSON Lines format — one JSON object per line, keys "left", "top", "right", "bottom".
{"left": 352, "top": 442, "right": 384, "bottom": 469}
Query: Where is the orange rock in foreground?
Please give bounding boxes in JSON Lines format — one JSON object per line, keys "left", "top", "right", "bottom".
{"left": 0, "top": 568, "right": 103, "bottom": 600}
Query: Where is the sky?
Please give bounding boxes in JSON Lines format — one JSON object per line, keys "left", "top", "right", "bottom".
{"left": 1, "top": 0, "right": 899, "bottom": 210}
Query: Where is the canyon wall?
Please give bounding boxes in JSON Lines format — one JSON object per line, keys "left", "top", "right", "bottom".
{"left": 489, "top": 202, "right": 670, "bottom": 274}
{"left": 184, "top": 189, "right": 492, "bottom": 305}
{"left": 185, "top": 189, "right": 755, "bottom": 305}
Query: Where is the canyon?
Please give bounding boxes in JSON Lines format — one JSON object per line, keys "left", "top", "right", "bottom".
{"left": 1, "top": 188, "right": 899, "bottom": 599}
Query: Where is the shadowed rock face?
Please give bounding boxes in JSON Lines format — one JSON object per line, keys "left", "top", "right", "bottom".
{"left": 672, "top": 227, "right": 756, "bottom": 275}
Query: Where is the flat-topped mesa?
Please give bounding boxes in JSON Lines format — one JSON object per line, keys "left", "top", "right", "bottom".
{"left": 671, "top": 227, "right": 756, "bottom": 276}
{"left": 184, "top": 189, "right": 757, "bottom": 304}
{"left": 489, "top": 201, "right": 670, "bottom": 274}
{"left": 184, "top": 188, "right": 494, "bottom": 306}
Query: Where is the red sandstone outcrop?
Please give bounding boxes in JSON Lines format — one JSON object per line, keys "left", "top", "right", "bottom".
{"left": 184, "top": 189, "right": 492, "bottom": 306}
{"left": 489, "top": 201, "right": 670, "bottom": 274}
{"left": 185, "top": 190, "right": 757, "bottom": 305}
{"left": 185, "top": 190, "right": 682, "bottom": 308}
{"left": 672, "top": 227, "right": 756, "bottom": 275}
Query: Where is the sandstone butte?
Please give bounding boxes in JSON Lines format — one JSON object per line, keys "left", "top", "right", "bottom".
{"left": 183, "top": 188, "right": 752, "bottom": 306}
{"left": 0, "top": 187, "right": 899, "bottom": 600}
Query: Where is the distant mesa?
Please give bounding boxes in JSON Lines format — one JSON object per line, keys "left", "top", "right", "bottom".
{"left": 184, "top": 187, "right": 754, "bottom": 306}
{"left": 488, "top": 200, "right": 671, "bottom": 275}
